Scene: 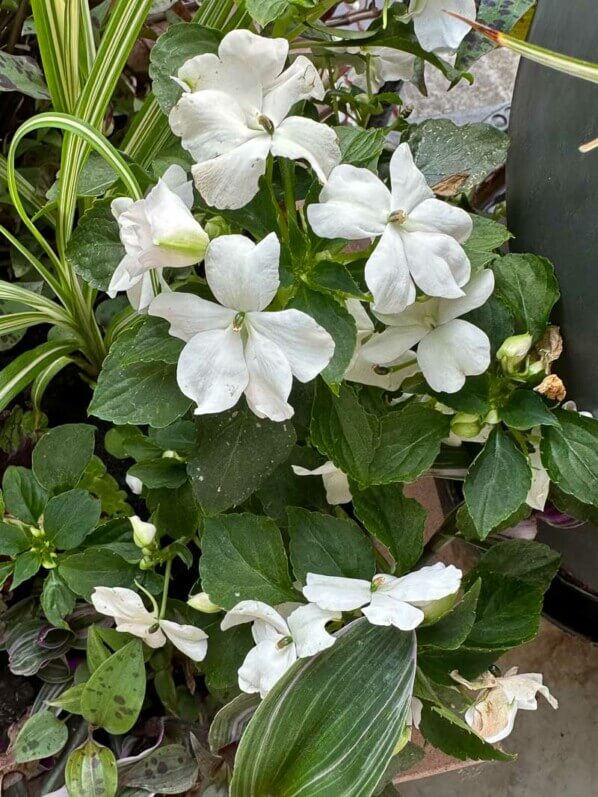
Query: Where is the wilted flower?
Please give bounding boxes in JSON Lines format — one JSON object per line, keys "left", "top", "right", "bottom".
{"left": 109, "top": 165, "right": 208, "bottom": 311}
{"left": 361, "top": 270, "right": 494, "bottom": 394}
{"left": 170, "top": 29, "right": 340, "bottom": 209}
{"left": 149, "top": 233, "right": 334, "bottom": 421}
{"left": 91, "top": 586, "right": 208, "bottom": 662}
{"left": 452, "top": 667, "right": 558, "bottom": 743}
{"left": 221, "top": 600, "right": 340, "bottom": 698}
{"left": 308, "top": 144, "right": 472, "bottom": 314}
{"left": 534, "top": 374, "right": 566, "bottom": 402}
{"left": 292, "top": 461, "right": 352, "bottom": 505}
{"left": 408, "top": 0, "right": 477, "bottom": 55}
{"left": 303, "top": 562, "right": 462, "bottom": 631}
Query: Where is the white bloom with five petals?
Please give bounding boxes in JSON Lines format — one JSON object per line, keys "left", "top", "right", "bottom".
{"left": 169, "top": 30, "right": 340, "bottom": 210}
{"left": 452, "top": 667, "right": 558, "bottom": 744}
{"left": 109, "top": 165, "right": 209, "bottom": 311}
{"left": 407, "top": 0, "right": 477, "bottom": 55}
{"left": 308, "top": 143, "right": 473, "bottom": 314}
{"left": 91, "top": 586, "right": 208, "bottom": 662}
{"left": 221, "top": 600, "right": 341, "bottom": 698}
{"left": 361, "top": 269, "right": 494, "bottom": 394}
{"left": 292, "top": 461, "right": 352, "bottom": 505}
{"left": 149, "top": 233, "right": 334, "bottom": 421}
{"left": 303, "top": 562, "right": 462, "bottom": 631}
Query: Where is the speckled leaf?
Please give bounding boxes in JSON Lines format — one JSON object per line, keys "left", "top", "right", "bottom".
{"left": 120, "top": 744, "right": 199, "bottom": 793}
{"left": 456, "top": 0, "right": 536, "bottom": 71}
{"left": 14, "top": 710, "right": 68, "bottom": 763}
{"left": 0, "top": 52, "right": 50, "bottom": 99}
{"left": 66, "top": 740, "right": 118, "bottom": 797}
{"left": 81, "top": 640, "right": 146, "bottom": 734}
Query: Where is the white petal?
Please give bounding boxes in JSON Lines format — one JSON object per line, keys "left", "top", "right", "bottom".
{"left": 500, "top": 672, "right": 558, "bottom": 711}
{"left": 437, "top": 269, "right": 495, "bottom": 324}
{"left": 108, "top": 256, "right": 138, "bottom": 297}
{"left": 149, "top": 291, "right": 235, "bottom": 341}
{"left": 91, "top": 587, "right": 156, "bottom": 626}
{"left": 408, "top": 198, "right": 473, "bottom": 243}
{"left": 409, "top": 697, "right": 423, "bottom": 729}
{"left": 346, "top": 348, "right": 418, "bottom": 391}
{"left": 389, "top": 143, "right": 433, "bottom": 213}
{"left": 307, "top": 164, "right": 390, "bottom": 239}
{"left": 126, "top": 474, "right": 143, "bottom": 495}
{"left": 160, "top": 619, "right": 208, "bottom": 662}
{"left": 205, "top": 233, "right": 280, "bottom": 312}
{"left": 238, "top": 638, "right": 297, "bottom": 698}
{"left": 362, "top": 592, "right": 425, "bottom": 630}
{"left": 272, "top": 116, "right": 340, "bottom": 183}
{"left": 292, "top": 461, "right": 339, "bottom": 478}
{"left": 346, "top": 299, "right": 374, "bottom": 336}
{"left": 177, "top": 327, "right": 249, "bottom": 414}
{"left": 126, "top": 272, "right": 160, "bottom": 313}
{"left": 417, "top": 319, "right": 491, "bottom": 393}
{"left": 160, "top": 164, "right": 194, "bottom": 208}
{"left": 244, "top": 325, "right": 294, "bottom": 421}
{"left": 464, "top": 691, "right": 517, "bottom": 744}
{"left": 365, "top": 47, "right": 417, "bottom": 90}
{"left": 221, "top": 600, "right": 289, "bottom": 639}
{"left": 218, "top": 29, "right": 289, "bottom": 88}
{"left": 526, "top": 445, "right": 550, "bottom": 511}
{"left": 412, "top": 0, "right": 476, "bottom": 54}
{"left": 248, "top": 309, "right": 335, "bottom": 382}
{"left": 263, "top": 56, "right": 325, "bottom": 126}
{"left": 116, "top": 622, "right": 166, "bottom": 648}
{"left": 322, "top": 469, "right": 352, "bottom": 505}
{"left": 366, "top": 226, "right": 416, "bottom": 315}
{"left": 361, "top": 303, "right": 430, "bottom": 364}
{"left": 177, "top": 53, "right": 262, "bottom": 113}
{"left": 111, "top": 197, "right": 134, "bottom": 220}
{"left": 191, "top": 135, "right": 271, "bottom": 210}
{"left": 401, "top": 230, "right": 470, "bottom": 299}
{"left": 303, "top": 573, "right": 372, "bottom": 611}
{"left": 287, "top": 603, "right": 341, "bottom": 657}
{"left": 383, "top": 563, "right": 462, "bottom": 604}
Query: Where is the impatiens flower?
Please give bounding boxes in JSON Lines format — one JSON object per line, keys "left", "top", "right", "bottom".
{"left": 361, "top": 269, "right": 494, "bottom": 393}
{"left": 408, "top": 0, "right": 477, "bottom": 54}
{"left": 149, "top": 233, "right": 335, "bottom": 421}
{"left": 130, "top": 515, "right": 156, "bottom": 548}
{"left": 221, "top": 600, "right": 341, "bottom": 698}
{"left": 292, "top": 461, "right": 352, "bottom": 505}
{"left": 169, "top": 30, "right": 340, "bottom": 210}
{"left": 348, "top": 46, "right": 416, "bottom": 92}
{"left": 452, "top": 667, "right": 558, "bottom": 744}
{"left": 345, "top": 299, "right": 419, "bottom": 390}
{"left": 303, "top": 562, "right": 462, "bottom": 631}
{"left": 125, "top": 473, "right": 143, "bottom": 495}
{"left": 308, "top": 144, "right": 473, "bottom": 314}
{"left": 91, "top": 586, "right": 208, "bottom": 662}
{"left": 109, "top": 165, "right": 209, "bottom": 311}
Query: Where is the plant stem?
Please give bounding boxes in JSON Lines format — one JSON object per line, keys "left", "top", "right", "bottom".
{"left": 159, "top": 559, "right": 173, "bottom": 620}
{"left": 280, "top": 159, "right": 296, "bottom": 231}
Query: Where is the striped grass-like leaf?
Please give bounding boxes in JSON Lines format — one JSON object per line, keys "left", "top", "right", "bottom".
{"left": 231, "top": 619, "right": 416, "bottom": 797}
{"left": 31, "top": 355, "right": 74, "bottom": 413}
{"left": 0, "top": 339, "right": 78, "bottom": 412}
{"left": 31, "top": 0, "right": 80, "bottom": 112}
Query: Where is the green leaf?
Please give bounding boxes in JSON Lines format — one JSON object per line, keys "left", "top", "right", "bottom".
{"left": 48, "top": 683, "right": 85, "bottom": 713}
{"left": 44, "top": 489, "right": 101, "bottom": 550}
{"left": 128, "top": 458, "right": 187, "bottom": 489}
{"left": 65, "top": 740, "right": 118, "bottom": 797}
{"left": 501, "top": 390, "right": 559, "bottom": 430}
{"left": 119, "top": 744, "right": 199, "bottom": 794}
{"left": 58, "top": 548, "right": 138, "bottom": 600}
{"left": 456, "top": 0, "right": 536, "bottom": 70}
{"left": 307, "top": 260, "right": 366, "bottom": 299}
{"left": 417, "top": 581, "right": 481, "bottom": 650}
{"left": 87, "top": 625, "right": 111, "bottom": 673}
{"left": 457, "top": 500, "right": 531, "bottom": 541}
{"left": 541, "top": 410, "right": 598, "bottom": 506}
{"left": 336, "top": 126, "right": 386, "bottom": 170}
{"left": 409, "top": 120, "right": 509, "bottom": 192}
{"left": 2, "top": 466, "right": 48, "bottom": 525}
{"left": 146, "top": 482, "right": 200, "bottom": 538}
{"left": 287, "top": 507, "right": 375, "bottom": 582}
{"left": 551, "top": 484, "right": 598, "bottom": 526}
{"left": 200, "top": 513, "right": 297, "bottom": 608}
{"left": 492, "top": 254, "right": 560, "bottom": 340}
{"left": 468, "top": 539, "right": 560, "bottom": 593}
{"left": 79, "top": 456, "right": 131, "bottom": 516}
{"left": 0, "top": 340, "right": 77, "bottom": 413}
{"left": 419, "top": 704, "right": 513, "bottom": 762}
{"left": 369, "top": 404, "right": 451, "bottom": 484}
{"left": 187, "top": 407, "right": 296, "bottom": 514}
{"left": 14, "top": 710, "right": 68, "bottom": 763}
{"left": 352, "top": 483, "right": 425, "bottom": 574}
{"left": 0, "top": 520, "right": 31, "bottom": 556}
{"left": 464, "top": 427, "right": 531, "bottom": 538}
{"left": 81, "top": 640, "right": 145, "bottom": 734}
{"left": 462, "top": 215, "right": 512, "bottom": 271}
{"left": 12, "top": 551, "right": 41, "bottom": 588}
{"left": 67, "top": 199, "right": 123, "bottom": 291}
{"left": 290, "top": 286, "right": 357, "bottom": 390}
{"left": 209, "top": 692, "right": 261, "bottom": 753}
{"left": 150, "top": 23, "right": 221, "bottom": 113}
{"left": 201, "top": 621, "right": 253, "bottom": 697}
{"left": 0, "top": 52, "right": 50, "bottom": 100}
{"left": 41, "top": 570, "right": 76, "bottom": 628}
{"left": 231, "top": 620, "right": 417, "bottom": 797}
{"left": 32, "top": 423, "right": 95, "bottom": 493}
{"left": 462, "top": 296, "right": 515, "bottom": 357}
{"left": 246, "top": 0, "right": 290, "bottom": 25}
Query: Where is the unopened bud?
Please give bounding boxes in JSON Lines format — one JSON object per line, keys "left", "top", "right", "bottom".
{"left": 187, "top": 592, "right": 221, "bottom": 613}
{"left": 126, "top": 474, "right": 143, "bottom": 495}
{"left": 130, "top": 515, "right": 157, "bottom": 548}
{"left": 204, "top": 215, "right": 230, "bottom": 239}
{"left": 451, "top": 413, "right": 483, "bottom": 439}
{"left": 139, "top": 556, "right": 154, "bottom": 571}
{"left": 41, "top": 552, "right": 58, "bottom": 569}
{"left": 419, "top": 590, "right": 459, "bottom": 624}
{"left": 484, "top": 409, "right": 500, "bottom": 426}
{"left": 497, "top": 333, "right": 533, "bottom": 373}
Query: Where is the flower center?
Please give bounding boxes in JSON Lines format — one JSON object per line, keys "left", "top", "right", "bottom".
{"left": 371, "top": 575, "right": 385, "bottom": 592}
{"left": 388, "top": 209, "right": 407, "bottom": 225}
{"left": 232, "top": 311, "right": 246, "bottom": 331}
{"left": 423, "top": 314, "right": 437, "bottom": 330}
{"left": 374, "top": 365, "right": 390, "bottom": 375}
{"left": 276, "top": 635, "right": 294, "bottom": 649}
{"left": 257, "top": 114, "right": 275, "bottom": 135}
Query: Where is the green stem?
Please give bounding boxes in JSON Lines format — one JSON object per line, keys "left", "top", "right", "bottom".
{"left": 265, "top": 156, "right": 289, "bottom": 243}
{"left": 280, "top": 159, "right": 297, "bottom": 231}
{"left": 159, "top": 559, "right": 173, "bottom": 620}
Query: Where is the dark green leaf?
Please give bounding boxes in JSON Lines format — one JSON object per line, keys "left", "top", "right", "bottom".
{"left": 456, "top": 0, "right": 536, "bottom": 70}
{"left": 462, "top": 296, "right": 515, "bottom": 357}
{"left": 12, "top": 551, "right": 41, "bottom": 588}
{"left": 2, "top": 465, "right": 48, "bottom": 525}
{"left": 419, "top": 704, "right": 513, "bottom": 762}
{"left": 146, "top": 482, "right": 200, "bottom": 538}
{"left": 492, "top": 254, "right": 560, "bottom": 340}
{"left": 467, "top": 539, "right": 560, "bottom": 593}
{"left": 501, "top": 390, "right": 560, "bottom": 430}
{"left": 417, "top": 581, "right": 481, "bottom": 650}
{"left": 246, "top": 0, "right": 290, "bottom": 26}
{"left": 32, "top": 424, "right": 95, "bottom": 493}
{"left": 336, "top": 126, "right": 386, "bottom": 170}
{"left": 14, "top": 711, "right": 68, "bottom": 763}
{"left": 308, "top": 260, "right": 366, "bottom": 299}
{"left": 67, "top": 200, "right": 122, "bottom": 291}
{"left": 59, "top": 548, "right": 138, "bottom": 600}
{"left": 44, "top": 489, "right": 101, "bottom": 550}
{"left": 541, "top": 410, "right": 598, "bottom": 506}
{"left": 41, "top": 570, "right": 76, "bottom": 629}
{"left": 0, "top": 520, "right": 31, "bottom": 556}
{"left": 201, "top": 621, "right": 253, "bottom": 697}
{"left": 79, "top": 456, "right": 131, "bottom": 516}
{"left": 87, "top": 625, "right": 111, "bottom": 673}
{"left": 550, "top": 484, "right": 598, "bottom": 525}
{"left": 462, "top": 215, "right": 512, "bottom": 271}
{"left": 128, "top": 458, "right": 187, "bottom": 489}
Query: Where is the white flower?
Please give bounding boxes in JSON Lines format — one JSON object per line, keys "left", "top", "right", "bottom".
{"left": 349, "top": 46, "right": 416, "bottom": 92}
{"left": 526, "top": 434, "right": 550, "bottom": 511}
{"left": 125, "top": 474, "right": 143, "bottom": 495}
{"left": 221, "top": 600, "right": 341, "bottom": 698}
{"left": 408, "top": 0, "right": 477, "bottom": 55}
{"left": 303, "top": 562, "right": 462, "bottom": 631}
{"left": 408, "top": 696, "right": 423, "bottom": 728}
{"left": 169, "top": 30, "right": 340, "bottom": 210}
{"left": 307, "top": 143, "right": 473, "bottom": 314}
{"left": 292, "top": 461, "right": 351, "bottom": 505}
{"left": 109, "top": 165, "right": 208, "bottom": 312}
{"left": 149, "top": 233, "right": 335, "bottom": 421}
{"left": 361, "top": 269, "right": 494, "bottom": 394}
{"left": 345, "top": 299, "right": 419, "bottom": 390}
{"left": 91, "top": 586, "right": 208, "bottom": 662}
{"left": 452, "top": 667, "right": 558, "bottom": 744}
{"left": 130, "top": 515, "right": 156, "bottom": 548}
{"left": 187, "top": 592, "right": 221, "bottom": 614}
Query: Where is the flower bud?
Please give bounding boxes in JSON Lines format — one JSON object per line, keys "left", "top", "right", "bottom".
{"left": 126, "top": 474, "right": 143, "bottom": 495}
{"left": 419, "top": 590, "right": 459, "bottom": 624}
{"left": 484, "top": 409, "right": 500, "bottom": 426}
{"left": 130, "top": 515, "right": 157, "bottom": 549}
{"left": 450, "top": 413, "right": 483, "bottom": 439}
{"left": 497, "top": 333, "right": 533, "bottom": 373}
{"left": 187, "top": 592, "right": 221, "bottom": 613}
{"left": 204, "top": 215, "right": 230, "bottom": 239}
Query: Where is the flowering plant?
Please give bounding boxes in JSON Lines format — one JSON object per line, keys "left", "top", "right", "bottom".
{"left": 0, "top": 2, "right": 594, "bottom": 795}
